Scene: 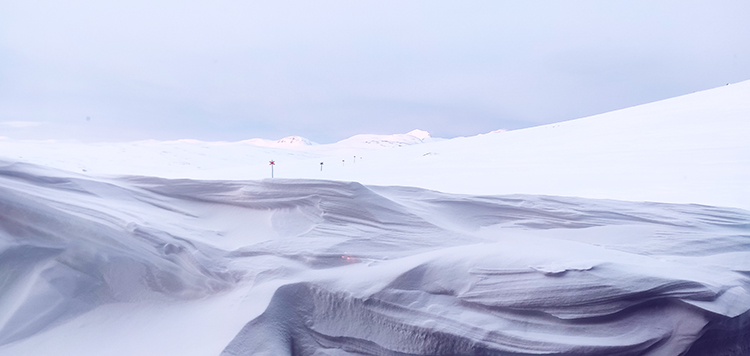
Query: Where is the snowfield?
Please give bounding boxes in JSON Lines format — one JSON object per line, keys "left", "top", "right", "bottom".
{"left": 1, "top": 82, "right": 748, "bottom": 210}
{"left": 0, "top": 81, "right": 749, "bottom": 355}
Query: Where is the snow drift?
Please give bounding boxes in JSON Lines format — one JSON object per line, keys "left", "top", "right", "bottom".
{"left": 1, "top": 81, "right": 749, "bottom": 355}
{"left": 1, "top": 160, "right": 749, "bottom": 355}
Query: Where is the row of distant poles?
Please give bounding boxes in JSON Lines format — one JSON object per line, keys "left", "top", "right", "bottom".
{"left": 269, "top": 156, "right": 360, "bottom": 178}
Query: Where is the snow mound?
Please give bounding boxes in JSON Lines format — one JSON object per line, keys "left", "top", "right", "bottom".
{"left": 1, "top": 161, "right": 749, "bottom": 355}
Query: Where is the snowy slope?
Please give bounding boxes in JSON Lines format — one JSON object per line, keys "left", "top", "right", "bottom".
{"left": 356, "top": 81, "right": 750, "bottom": 209}
{"left": 0, "top": 81, "right": 748, "bottom": 209}
{"left": 0, "top": 82, "right": 749, "bottom": 355}
{"left": 0, "top": 161, "right": 749, "bottom": 356}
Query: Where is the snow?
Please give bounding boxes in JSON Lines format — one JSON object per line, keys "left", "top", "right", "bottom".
{"left": 331, "top": 128, "right": 437, "bottom": 148}
{"left": 405, "top": 129, "right": 431, "bottom": 140}
{"left": 0, "top": 81, "right": 749, "bottom": 355}
{"left": 1, "top": 81, "right": 748, "bottom": 209}
{"left": 241, "top": 136, "right": 318, "bottom": 148}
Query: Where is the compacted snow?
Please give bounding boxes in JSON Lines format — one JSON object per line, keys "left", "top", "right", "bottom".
{"left": 0, "top": 163, "right": 748, "bottom": 355}
{"left": 0, "top": 82, "right": 749, "bottom": 355}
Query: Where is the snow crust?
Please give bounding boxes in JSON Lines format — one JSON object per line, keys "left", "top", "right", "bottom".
{"left": 0, "top": 160, "right": 749, "bottom": 355}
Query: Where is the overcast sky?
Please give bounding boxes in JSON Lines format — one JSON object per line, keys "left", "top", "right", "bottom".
{"left": 1, "top": 1, "right": 748, "bottom": 143}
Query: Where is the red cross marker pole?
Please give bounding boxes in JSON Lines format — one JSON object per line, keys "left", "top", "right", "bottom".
{"left": 269, "top": 160, "right": 275, "bottom": 178}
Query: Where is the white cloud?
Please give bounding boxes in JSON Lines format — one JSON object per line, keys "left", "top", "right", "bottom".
{"left": 1, "top": 121, "right": 42, "bottom": 128}
{"left": 1, "top": 1, "right": 748, "bottom": 142}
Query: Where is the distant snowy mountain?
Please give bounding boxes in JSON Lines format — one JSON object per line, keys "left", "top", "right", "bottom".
{"left": 480, "top": 128, "right": 507, "bottom": 135}
{"left": 334, "top": 129, "right": 437, "bottom": 148}
{"left": 405, "top": 128, "right": 431, "bottom": 139}
{"left": 241, "top": 135, "right": 317, "bottom": 148}
{"left": 240, "top": 130, "right": 432, "bottom": 149}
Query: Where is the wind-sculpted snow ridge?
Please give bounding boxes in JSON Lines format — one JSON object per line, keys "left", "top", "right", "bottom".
{"left": 0, "top": 161, "right": 749, "bottom": 356}
{"left": 0, "top": 162, "right": 242, "bottom": 346}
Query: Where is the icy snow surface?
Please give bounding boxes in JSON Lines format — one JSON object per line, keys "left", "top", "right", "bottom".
{"left": 0, "top": 82, "right": 749, "bottom": 355}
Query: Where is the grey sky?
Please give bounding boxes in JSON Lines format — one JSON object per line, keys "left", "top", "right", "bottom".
{"left": 1, "top": 1, "right": 748, "bottom": 143}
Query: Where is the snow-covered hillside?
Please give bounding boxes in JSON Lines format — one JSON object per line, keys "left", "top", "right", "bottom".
{"left": 1, "top": 81, "right": 748, "bottom": 209}
{"left": 0, "top": 81, "right": 749, "bottom": 355}
{"left": 241, "top": 135, "right": 317, "bottom": 148}
{"left": 333, "top": 129, "right": 436, "bottom": 148}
